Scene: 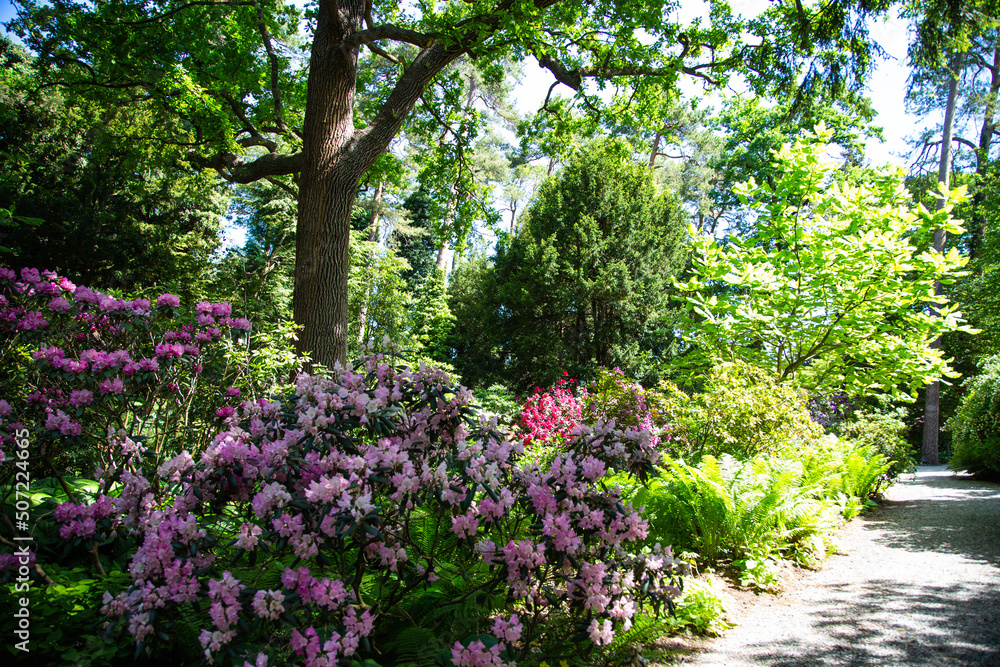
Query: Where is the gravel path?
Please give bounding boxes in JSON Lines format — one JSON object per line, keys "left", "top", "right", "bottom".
{"left": 681, "top": 466, "right": 1000, "bottom": 666}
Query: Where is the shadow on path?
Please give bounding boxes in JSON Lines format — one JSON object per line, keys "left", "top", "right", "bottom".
{"left": 748, "top": 579, "right": 1000, "bottom": 666}
{"left": 863, "top": 469, "right": 1000, "bottom": 568}
{"left": 684, "top": 466, "right": 1000, "bottom": 666}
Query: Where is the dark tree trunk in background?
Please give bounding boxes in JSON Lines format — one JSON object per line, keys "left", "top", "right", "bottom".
{"left": 922, "top": 52, "right": 962, "bottom": 465}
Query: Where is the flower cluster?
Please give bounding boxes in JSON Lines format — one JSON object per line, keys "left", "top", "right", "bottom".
{"left": 0, "top": 266, "right": 262, "bottom": 467}
{"left": 584, "top": 367, "right": 657, "bottom": 430}
{"left": 518, "top": 374, "right": 588, "bottom": 446}
{"left": 808, "top": 392, "right": 858, "bottom": 431}
{"left": 51, "top": 351, "right": 681, "bottom": 665}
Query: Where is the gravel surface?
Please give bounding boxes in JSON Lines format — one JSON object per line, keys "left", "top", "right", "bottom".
{"left": 679, "top": 466, "right": 1000, "bottom": 666}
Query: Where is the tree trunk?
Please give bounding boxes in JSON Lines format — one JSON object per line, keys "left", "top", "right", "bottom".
{"left": 291, "top": 0, "right": 464, "bottom": 369}
{"left": 293, "top": 0, "right": 365, "bottom": 369}
{"left": 922, "top": 51, "right": 963, "bottom": 465}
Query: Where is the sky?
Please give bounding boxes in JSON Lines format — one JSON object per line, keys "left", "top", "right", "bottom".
{"left": 0, "top": 0, "right": 928, "bottom": 172}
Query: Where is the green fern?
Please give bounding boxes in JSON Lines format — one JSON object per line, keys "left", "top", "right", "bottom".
{"left": 378, "top": 626, "right": 442, "bottom": 666}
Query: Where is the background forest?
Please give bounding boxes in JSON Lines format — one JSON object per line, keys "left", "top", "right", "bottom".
{"left": 2, "top": 0, "right": 1000, "bottom": 665}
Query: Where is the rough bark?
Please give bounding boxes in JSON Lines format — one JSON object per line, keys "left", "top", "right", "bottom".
{"left": 922, "top": 52, "right": 962, "bottom": 466}
{"left": 293, "top": 0, "right": 466, "bottom": 368}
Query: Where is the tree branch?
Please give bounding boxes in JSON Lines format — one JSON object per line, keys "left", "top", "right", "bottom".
{"left": 189, "top": 150, "right": 302, "bottom": 182}
{"left": 266, "top": 176, "right": 299, "bottom": 198}
{"left": 953, "top": 135, "right": 979, "bottom": 152}
{"left": 364, "top": 42, "right": 402, "bottom": 64}
{"left": 533, "top": 51, "right": 727, "bottom": 92}
{"left": 253, "top": 0, "right": 289, "bottom": 133}
{"left": 219, "top": 91, "right": 279, "bottom": 151}
{"left": 341, "top": 24, "right": 437, "bottom": 50}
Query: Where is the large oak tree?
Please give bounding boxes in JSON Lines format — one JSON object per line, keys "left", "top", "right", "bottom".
{"left": 8, "top": 0, "right": 891, "bottom": 368}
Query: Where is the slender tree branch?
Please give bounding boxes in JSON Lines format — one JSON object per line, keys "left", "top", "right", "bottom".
{"left": 220, "top": 91, "right": 279, "bottom": 151}
{"left": 953, "top": 135, "right": 979, "bottom": 152}
{"left": 266, "top": 175, "right": 299, "bottom": 198}
{"left": 364, "top": 0, "right": 375, "bottom": 29}
{"left": 365, "top": 42, "right": 402, "bottom": 64}
{"left": 541, "top": 80, "right": 560, "bottom": 111}
{"left": 253, "top": 0, "right": 289, "bottom": 133}
{"left": 420, "top": 92, "right": 459, "bottom": 136}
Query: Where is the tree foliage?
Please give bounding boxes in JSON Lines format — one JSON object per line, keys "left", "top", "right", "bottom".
{"left": 452, "top": 139, "right": 688, "bottom": 390}
{"left": 677, "top": 125, "right": 974, "bottom": 397}
{"left": 0, "top": 36, "right": 228, "bottom": 296}
{"left": 6, "top": 0, "right": 897, "bottom": 367}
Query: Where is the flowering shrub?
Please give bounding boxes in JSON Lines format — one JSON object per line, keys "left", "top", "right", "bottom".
{"left": 808, "top": 392, "right": 857, "bottom": 431}
{"left": 0, "top": 267, "right": 299, "bottom": 474}
{"left": 518, "top": 374, "right": 588, "bottom": 447}
{"left": 44, "top": 353, "right": 681, "bottom": 666}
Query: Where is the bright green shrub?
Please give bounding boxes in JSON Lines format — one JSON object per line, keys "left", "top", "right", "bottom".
{"left": 947, "top": 353, "right": 1000, "bottom": 477}
{"left": 656, "top": 361, "right": 822, "bottom": 458}
{"left": 838, "top": 409, "right": 914, "bottom": 482}
{"left": 472, "top": 383, "right": 520, "bottom": 424}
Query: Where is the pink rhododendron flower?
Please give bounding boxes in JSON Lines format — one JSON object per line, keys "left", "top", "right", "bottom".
{"left": 48, "top": 296, "right": 71, "bottom": 313}
{"left": 99, "top": 378, "right": 125, "bottom": 394}
{"left": 18, "top": 311, "right": 48, "bottom": 330}
{"left": 69, "top": 389, "right": 93, "bottom": 406}
{"left": 156, "top": 293, "right": 180, "bottom": 308}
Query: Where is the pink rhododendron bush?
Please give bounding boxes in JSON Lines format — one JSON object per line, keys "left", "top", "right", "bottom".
{"left": 0, "top": 269, "right": 683, "bottom": 666}
{"left": 0, "top": 266, "right": 289, "bottom": 478}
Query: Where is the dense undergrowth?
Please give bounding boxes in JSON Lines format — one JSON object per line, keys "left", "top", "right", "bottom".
{"left": 0, "top": 268, "right": 914, "bottom": 666}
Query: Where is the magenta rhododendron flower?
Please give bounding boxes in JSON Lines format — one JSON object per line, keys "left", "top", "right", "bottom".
{"left": 48, "top": 296, "right": 71, "bottom": 313}
{"left": 156, "top": 293, "right": 181, "bottom": 308}
{"left": 518, "top": 380, "right": 587, "bottom": 446}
